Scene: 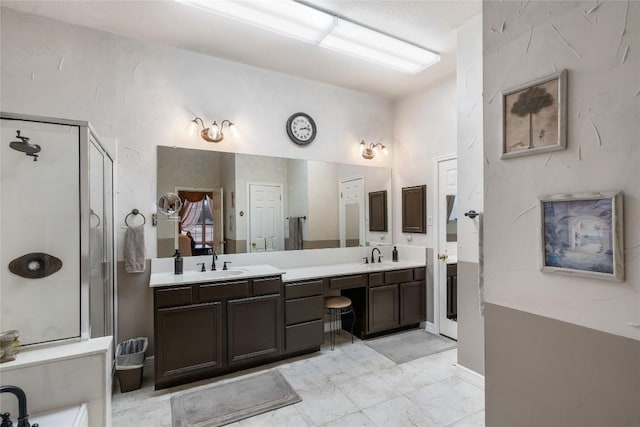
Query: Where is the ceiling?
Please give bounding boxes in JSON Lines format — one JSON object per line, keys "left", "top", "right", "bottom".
{"left": 1, "top": 0, "right": 481, "bottom": 99}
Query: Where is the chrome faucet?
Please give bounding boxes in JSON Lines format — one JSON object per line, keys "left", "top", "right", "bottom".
{"left": 211, "top": 250, "right": 218, "bottom": 271}
{"left": 0, "top": 385, "right": 37, "bottom": 427}
{"left": 371, "top": 247, "right": 382, "bottom": 263}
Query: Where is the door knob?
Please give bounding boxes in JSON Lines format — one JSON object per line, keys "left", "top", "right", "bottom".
{"left": 251, "top": 242, "right": 256, "bottom": 247}
{"left": 438, "top": 253, "right": 448, "bottom": 260}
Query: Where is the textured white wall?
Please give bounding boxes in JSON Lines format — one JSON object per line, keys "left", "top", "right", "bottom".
{"left": 392, "top": 75, "right": 458, "bottom": 249}
{"left": 483, "top": 1, "right": 640, "bottom": 340}
{"left": 0, "top": 8, "right": 393, "bottom": 260}
{"left": 457, "top": 15, "right": 484, "bottom": 264}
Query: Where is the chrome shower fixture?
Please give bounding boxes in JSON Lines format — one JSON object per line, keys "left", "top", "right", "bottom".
{"left": 10, "top": 130, "right": 41, "bottom": 161}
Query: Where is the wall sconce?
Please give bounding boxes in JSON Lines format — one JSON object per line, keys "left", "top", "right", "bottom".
{"left": 360, "top": 140, "right": 388, "bottom": 160}
{"left": 187, "top": 117, "right": 234, "bottom": 143}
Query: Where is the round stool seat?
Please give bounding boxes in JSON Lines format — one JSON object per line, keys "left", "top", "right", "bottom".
{"left": 324, "top": 296, "right": 352, "bottom": 310}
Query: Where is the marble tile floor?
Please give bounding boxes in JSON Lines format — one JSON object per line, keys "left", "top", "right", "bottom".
{"left": 112, "top": 332, "right": 484, "bottom": 427}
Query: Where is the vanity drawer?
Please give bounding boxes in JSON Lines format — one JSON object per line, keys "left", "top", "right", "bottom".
{"left": 385, "top": 269, "right": 413, "bottom": 284}
{"left": 156, "top": 286, "right": 194, "bottom": 309}
{"left": 329, "top": 274, "right": 365, "bottom": 290}
{"left": 368, "top": 272, "right": 384, "bottom": 287}
{"left": 199, "top": 281, "right": 249, "bottom": 302}
{"left": 285, "top": 319, "right": 323, "bottom": 352}
{"left": 253, "top": 276, "right": 282, "bottom": 296}
{"left": 285, "top": 280, "right": 323, "bottom": 299}
{"left": 413, "top": 267, "right": 426, "bottom": 281}
{"left": 285, "top": 295, "right": 324, "bottom": 325}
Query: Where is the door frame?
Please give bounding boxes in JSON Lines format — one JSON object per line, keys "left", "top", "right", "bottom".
{"left": 245, "top": 181, "right": 285, "bottom": 253}
{"left": 339, "top": 175, "right": 365, "bottom": 248}
{"left": 432, "top": 153, "right": 457, "bottom": 336}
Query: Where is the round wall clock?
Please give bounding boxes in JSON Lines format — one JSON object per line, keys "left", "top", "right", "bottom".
{"left": 286, "top": 112, "right": 316, "bottom": 145}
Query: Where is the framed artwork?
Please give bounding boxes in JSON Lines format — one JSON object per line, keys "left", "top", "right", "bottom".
{"left": 501, "top": 69, "right": 567, "bottom": 159}
{"left": 369, "top": 190, "right": 387, "bottom": 232}
{"left": 402, "top": 185, "right": 426, "bottom": 234}
{"left": 539, "top": 191, "right": 624, "bottom": 281}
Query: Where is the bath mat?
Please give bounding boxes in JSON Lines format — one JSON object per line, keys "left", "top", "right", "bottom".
{"left": 365, "top": 330, "right": 457, "bottom": 364}
{"left": 171, "top": 370, "right": 301, "bottom": 427}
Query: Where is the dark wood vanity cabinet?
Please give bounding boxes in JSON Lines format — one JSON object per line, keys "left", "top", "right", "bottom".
{"left": 227, "top": 294, "right": 282, "bottom": 365}
{"left": 368, "top": 284, "right": 399, "bottom": 333}
{"left": 154, "top": 266, "right": 427, "bottom": 388}
{"left": 400, "top": 281, "right": 426, "bottom": 325}
{"left": 154, "top": 275, "right": 283, "bottom": 389}
{"left": 283, "top": 279, "right": 324, "bottom": 353}
{"left": 155, "top": 302, "right": 223, "bottom": 380}
{"left": 366, "top": 267, "right": 426, "bottom": 336}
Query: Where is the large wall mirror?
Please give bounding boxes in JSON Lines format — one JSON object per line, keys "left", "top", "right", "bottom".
{"left": 157, "top": 146, "right": 392, "bottom": 257}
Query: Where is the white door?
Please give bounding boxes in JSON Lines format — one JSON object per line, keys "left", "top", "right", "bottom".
{"left": 339, "top": 176, "right": 365, "bottom": 247}
{"left": 248, "top": 183, "right": 284, "bottom": 252}
{"left": 437, "top": 158, "right": 458, "bottom": 339}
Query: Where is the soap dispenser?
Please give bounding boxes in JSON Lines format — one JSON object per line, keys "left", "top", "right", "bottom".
{"left": 392, "top": 246, "right": 398, "bottom": 262}
{"left": 174, "top": 250, "right": 183, "bottom": 275}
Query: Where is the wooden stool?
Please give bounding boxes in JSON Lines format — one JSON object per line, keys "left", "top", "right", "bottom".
{"left": 324, "top": 296, "right": 355, "bottom": 351}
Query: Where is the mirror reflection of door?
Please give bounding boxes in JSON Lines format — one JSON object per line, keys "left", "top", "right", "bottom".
{"left": 339, "top": 176, "right": 365, "bottom": 247}
{"left": 248, "top": 183, "right": 284, "bottom": 252}
{"left": 437, "top": 157, "right": 457, "bottom": 340}
{"left": 177, "top": 189, "right": 223, "bottom": 255}
{"left": 344, "top": 204, "right": 360, "bottom": 247}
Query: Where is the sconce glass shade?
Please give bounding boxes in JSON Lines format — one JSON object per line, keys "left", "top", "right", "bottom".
{"left": 187, "top": 119, "right": 198, "bottom": 137}
{"left": 208, "top": 121, "right": 222, "bottom": 142}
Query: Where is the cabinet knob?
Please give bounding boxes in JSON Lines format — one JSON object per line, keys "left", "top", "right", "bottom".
{"left": 438, "top": 253, "right": 448, "bottom": 260}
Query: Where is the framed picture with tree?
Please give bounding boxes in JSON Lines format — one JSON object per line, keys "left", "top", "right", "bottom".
{"left": 501, "top": 69, "right": 567, "bottom": 159}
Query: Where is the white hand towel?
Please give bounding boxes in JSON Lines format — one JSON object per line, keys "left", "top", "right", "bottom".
{"left": 124, "top": 224, "right": 146, "bottom": 273}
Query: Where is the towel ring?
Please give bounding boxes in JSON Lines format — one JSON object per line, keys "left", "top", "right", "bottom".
{"left": 125, "top": 209, "right": 146, "bottom": 226}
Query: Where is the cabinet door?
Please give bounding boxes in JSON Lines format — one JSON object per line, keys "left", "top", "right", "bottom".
{"left": 155, "top": 302, "right": 223, "bottom": 380}
{"left": 227, "top": 294, "right": 282, "bottom": 365}
{"left": 400, "top": 281, "right": 426, "bottom": 325}
{"left": 368, "top": 284, "right": 399, "bottom": 333}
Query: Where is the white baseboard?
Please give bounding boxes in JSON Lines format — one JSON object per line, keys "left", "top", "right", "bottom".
{"left": 426, "top": 322, "right": 436, "bottom": 334}
{"left": 454, "top": 363, "right": 485, "bottom": 389}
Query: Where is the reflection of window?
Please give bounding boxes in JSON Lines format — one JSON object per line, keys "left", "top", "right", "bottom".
{"left": 178, "top": 191, "right": 214, "bottom": 247}
{"left": 183, "top": 199, "right": 214, "bottom": 246}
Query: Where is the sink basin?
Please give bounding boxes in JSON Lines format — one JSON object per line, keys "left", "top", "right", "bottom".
{"left": 221, "top": 269, "right": 244, "bottom": 276}
{"left": 182, "top": 269, "right": 246, "bottom": 279}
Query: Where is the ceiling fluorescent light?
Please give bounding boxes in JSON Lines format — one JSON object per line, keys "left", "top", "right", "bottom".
{"left": 177, "top": 0, "right": 336, "bottom": 44}
{"left": 319, "top": 19, "right": 440, "bottom": 74}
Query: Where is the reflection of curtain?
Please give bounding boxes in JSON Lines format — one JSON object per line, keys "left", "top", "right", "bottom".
{"left": 180, "top": 199, "right": 203, "bottom": 232}
{"left": 206, "top": 191, "right": 222, "bottom": 250}
{"left": 287, "top": 217, "right": 303, "bottom": 250}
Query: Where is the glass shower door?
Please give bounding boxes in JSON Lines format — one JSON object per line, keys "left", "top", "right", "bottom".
{"left": 88, "top": 136, "right": 114, "bottom": 339}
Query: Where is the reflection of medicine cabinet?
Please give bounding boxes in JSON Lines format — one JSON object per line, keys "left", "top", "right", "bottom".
{"left": 402, "top": 185, "right": 426, "bottom": 233}
{"left": 369, "top": 190, "right": 387, "bottom": 232}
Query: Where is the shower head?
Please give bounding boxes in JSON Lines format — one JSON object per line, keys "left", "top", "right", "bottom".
{"left": 9, "top": 130, "right": 40, "bottom": 161}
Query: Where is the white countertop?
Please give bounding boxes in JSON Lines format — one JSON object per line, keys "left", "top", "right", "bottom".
{"left": 282, "top": 260, "right": 425, "bottom": 282}
{"left": 149, "top": 264, "right": 285, "bottom": 287}
{"left": 149, "top": 260, "right": 426, "bottom": 287}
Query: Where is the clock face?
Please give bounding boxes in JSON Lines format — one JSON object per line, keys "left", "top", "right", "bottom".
{"left": 286, "top": 113, "right": 316, "bottom": 145}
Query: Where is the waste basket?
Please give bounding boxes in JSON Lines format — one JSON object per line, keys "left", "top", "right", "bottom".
{"left": 115, "top": 337, "right": 148, "bottom": 393}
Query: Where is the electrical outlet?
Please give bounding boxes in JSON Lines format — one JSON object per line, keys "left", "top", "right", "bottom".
{"left": 427, "top": 216, "right": 433, "bottom": 226}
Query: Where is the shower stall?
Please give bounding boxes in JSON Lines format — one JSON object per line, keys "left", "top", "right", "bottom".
{"left": 0, "top": 112, "right": 115, "bottom": 346}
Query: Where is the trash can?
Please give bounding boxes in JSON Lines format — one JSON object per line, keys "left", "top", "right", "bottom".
{"left": 115, "top": 337, "right": 148, "bottom": 393}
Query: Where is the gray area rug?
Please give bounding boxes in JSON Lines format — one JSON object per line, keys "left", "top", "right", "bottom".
{"left": 171, "top": 370, "right": 301, "bottom": 427}
{"left": 365, "top": 330, "right": 457, "bottom": 364}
